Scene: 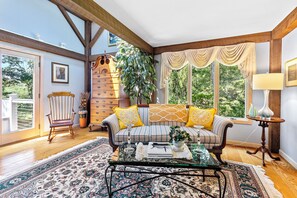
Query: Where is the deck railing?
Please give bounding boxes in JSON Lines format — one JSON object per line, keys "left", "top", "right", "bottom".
{"left": 1, "top": 94, "right": 34, "bottom": 133}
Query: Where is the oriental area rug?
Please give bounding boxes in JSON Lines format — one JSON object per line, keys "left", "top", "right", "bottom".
{"left": 0, "top": 138, "right": 282, "bottom": 197}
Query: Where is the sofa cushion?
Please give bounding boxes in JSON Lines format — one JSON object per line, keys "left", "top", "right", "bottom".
{"left": 114, "top": 126, "right": 221, "bottom": 149}
{"left": 113, "top": 105, "right": 144, "bottom": 129}
{"left": 149, "top": 104, "right": 188, "bottom": 123}
{"left": 149, "top": 125, "right": 171, "bottom": 142}
{"left": 186, "top": 106, "right": 216, "bottom": 130}
{"left": 114, "top": 126, "right": 151, "bottom": 144}
{"left": 181, "top": 127, "right": 221, "bottom": 146}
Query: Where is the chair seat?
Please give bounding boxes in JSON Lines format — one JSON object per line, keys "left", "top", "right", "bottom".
{"left": 50, "top": 119, "right": 73, "bottom": 127}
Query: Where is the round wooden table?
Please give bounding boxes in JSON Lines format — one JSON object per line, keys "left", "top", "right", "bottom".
{"left": 246, "top": 115, "right": 285, "bottom": 166}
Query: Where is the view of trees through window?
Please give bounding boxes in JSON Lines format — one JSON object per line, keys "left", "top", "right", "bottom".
{"left": 168, "top": 62, "right": 246, "bottom": 118}
{"left": 192, "top": 64, "right": 214, "bottom": 109}
{"left": 2, "top": 55, "right": 33, "bottom": 99}
{"left": 168, "top": 66, "right": 188, "bottom": 104}
{"left": 219, "top": 64, "right": 245, "bottom": 117}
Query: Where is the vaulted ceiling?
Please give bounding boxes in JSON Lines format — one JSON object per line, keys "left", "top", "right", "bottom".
{"left": 94, "top": 0, "right": 297, "bottom": 47}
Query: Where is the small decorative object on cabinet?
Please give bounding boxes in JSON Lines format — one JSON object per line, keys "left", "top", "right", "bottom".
{"left": 89, "top": 55, "right": 129, "bottom": 131}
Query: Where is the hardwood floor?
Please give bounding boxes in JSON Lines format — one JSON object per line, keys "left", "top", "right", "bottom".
{"left": 0, "top": 128, "right": 296, "bottom": 197}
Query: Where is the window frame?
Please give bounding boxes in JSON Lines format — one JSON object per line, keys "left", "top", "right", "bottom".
{"left": 166, "top": 62, "right": 252, "bottom": 125}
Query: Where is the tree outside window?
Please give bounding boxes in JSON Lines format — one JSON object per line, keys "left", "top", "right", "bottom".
{"left": 168, "top": 62, "right": 247, "bottom": 118}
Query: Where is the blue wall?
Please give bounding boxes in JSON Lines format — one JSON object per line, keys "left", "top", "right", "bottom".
{"left": 0, "top": 0, "right": 84, "bottom": 53}
{"left": 281, "top": 28, "right": 297, "bottom": 168}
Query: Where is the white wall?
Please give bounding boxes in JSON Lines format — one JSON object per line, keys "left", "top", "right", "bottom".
{"left": 154, "top": 43, "right": 270, "bottom": 144}
{"left": 0, "top": 0, "right": 84, "bottom": 54}
{"left": 280, "top": 28, "right": 297, "bottom": 168}
{"left": 0, "top": 41, "right": 85, "bottom": 133}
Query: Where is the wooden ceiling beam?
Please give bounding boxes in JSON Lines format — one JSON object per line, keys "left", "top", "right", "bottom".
{"left": 154, "top": 32, "right": 271, "bottom": 54}
{"left": 272, "top": 7, "right": 297, "bottom": 40}
{"left": 51, "top": 0, "right": 153, "bottom": 54}
{"left": 90, "top": 27, "right": 104, "bottom": 48}
{"left": 57, "top": 4, "right": 86, "bottom": 47}
{"left": 0, "top": 29, "right": 85, "bottom": 61}
{"left": 51, "top": 0, "right": 88, "bottom": 21}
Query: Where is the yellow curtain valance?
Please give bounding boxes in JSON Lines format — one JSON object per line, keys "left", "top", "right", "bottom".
{"left": 160, "top": 42, "right": 256, "bottom": 89}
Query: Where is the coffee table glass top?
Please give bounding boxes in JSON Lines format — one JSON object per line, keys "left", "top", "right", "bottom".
{"left": 109, "top": 143, "right": 220, "bottom": 169}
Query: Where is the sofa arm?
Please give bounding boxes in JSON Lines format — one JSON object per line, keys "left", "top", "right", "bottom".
{"left": 102, "top": 114, "right": 120, "bottom": 150}
{"left": 212, "top": 115, "right": 233, "bottom": 146}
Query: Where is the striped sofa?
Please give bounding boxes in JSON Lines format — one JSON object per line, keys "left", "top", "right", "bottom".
{"left": 102, "top": 106, "right": 233, "bottom": 164}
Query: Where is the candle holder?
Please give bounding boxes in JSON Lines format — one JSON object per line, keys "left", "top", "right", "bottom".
{"left": 192, "top": 125, "right": 204, "bottom": 154}
{"left": 124, "top": 123, "right": 134, "bottom": 157}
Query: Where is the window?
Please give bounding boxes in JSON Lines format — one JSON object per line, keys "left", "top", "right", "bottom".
{"left": 192, "top": 64, "right": 214, "bottom": 109}
{"left": 168, "top": 65, "right": 188, "bottom": 104}
{"left": 167, "top": 62, "right": 251, "bottom": 120}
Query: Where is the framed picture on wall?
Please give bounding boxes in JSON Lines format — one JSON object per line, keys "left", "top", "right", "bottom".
{"left": 285, "top": 57, "right": 297, "bottom": 87}
{"left": 51, "top": 62, "right": 69, "bottom": 84}
{"left": 108, "top": 32, "right": 118, "bottom": 46}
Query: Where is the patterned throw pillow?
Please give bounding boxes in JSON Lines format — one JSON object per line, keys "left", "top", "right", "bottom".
{"left": 186, "top": 106, "right": 216, "bottom": 130}
{"left": 113, "top": 105, "right": 144, "bottom": 129}
{"left": 149, "top": 104, "right": 188, "bottom": 123}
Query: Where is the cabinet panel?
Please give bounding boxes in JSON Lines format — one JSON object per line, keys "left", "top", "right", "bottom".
{"left": 92, "top": 90, "right": 119, "bottom": 98}
{"left": 91, "top": 99, "right": 119, "bottom": 105}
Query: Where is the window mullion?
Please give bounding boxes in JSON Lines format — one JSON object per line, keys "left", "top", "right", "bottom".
{"left": 188, "top": 65, "right": 192, "bottom": 105}
{"left": 213, "top": 62, "right": 219, "bottom": 111}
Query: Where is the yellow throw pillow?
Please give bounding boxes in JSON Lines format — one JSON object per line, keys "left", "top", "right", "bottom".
{"left": 186, "top": 106, "right": 216, "bottom": 130}
{"left": 113, "top": 105, "right": 144, "bottom": 129}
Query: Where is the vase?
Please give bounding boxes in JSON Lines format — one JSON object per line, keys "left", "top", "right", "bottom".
{"left": 248, "top": 104, "right": 257, "bottom": 117}
{"left": 172, "top": 140, "right": 185, "bottom": 152}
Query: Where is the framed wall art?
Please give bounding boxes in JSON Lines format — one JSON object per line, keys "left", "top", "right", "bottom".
{"left": 51, "top": 62, "right": 69, "bottom": 84}
{"left": 285, "top": 57, "right": 297, "bottom": 87}
{"left": 108, "top": 32, "right": 118, "bottom": 46}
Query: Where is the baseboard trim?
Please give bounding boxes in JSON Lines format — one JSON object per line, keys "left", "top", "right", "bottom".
{"left": 227, "top": 140, "right": 261, "bottom": 148}
{"left": 279, "top": 149, "right": 297, "bottom": 170}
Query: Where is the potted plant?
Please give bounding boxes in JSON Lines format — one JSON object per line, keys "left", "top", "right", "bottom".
{"left": 78, "top": 92, "right": 89, "bottom": 128}
{"left": 169, "top": 126, "right": 192, "bottom": 151}
{"left": 115, "top": 40, "right": 157, "bottom": 104}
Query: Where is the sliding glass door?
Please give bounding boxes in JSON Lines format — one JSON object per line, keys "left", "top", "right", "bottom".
{"left": 0, "top": 48, "right": 40, "bottom": 145}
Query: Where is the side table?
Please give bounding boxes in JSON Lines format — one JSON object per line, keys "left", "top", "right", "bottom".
{"left": 246, "top": 115, "right": 285, "bottom": 166}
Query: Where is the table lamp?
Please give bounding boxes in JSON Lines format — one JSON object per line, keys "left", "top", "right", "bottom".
{"left": 253, "top": 73, "right": 284, "bottom": 119}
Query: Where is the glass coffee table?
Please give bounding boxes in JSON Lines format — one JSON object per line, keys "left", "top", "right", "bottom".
{"left": 105, "top": 143, "right": 226, "bottom": 198}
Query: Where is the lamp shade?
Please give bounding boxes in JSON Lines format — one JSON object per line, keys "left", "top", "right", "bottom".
{"left": 253, "top": 73, "right": 284, "bottom": 90}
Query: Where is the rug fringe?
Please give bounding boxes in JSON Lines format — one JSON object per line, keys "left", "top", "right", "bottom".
{"left": 252, "top": 165, "right": 283, "bottom": 198}
{"left": 0, "top": 137, "right": 106, "bottom": 181}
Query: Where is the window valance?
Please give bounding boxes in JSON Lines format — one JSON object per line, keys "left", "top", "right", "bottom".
{"left": 160, "top": 42, "right": 256, "bottom": 89}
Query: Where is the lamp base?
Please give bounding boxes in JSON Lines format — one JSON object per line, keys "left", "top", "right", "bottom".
{"left": 258, "top": 90, "right": 274, "bottom": 119}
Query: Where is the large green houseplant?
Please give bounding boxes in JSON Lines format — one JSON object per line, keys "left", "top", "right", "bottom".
{"left": 115, "top": 40, "right": 157, "bottom": 104}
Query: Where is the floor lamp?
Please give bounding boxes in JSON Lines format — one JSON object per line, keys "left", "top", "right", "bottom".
{"left": 252, "top": 73, "right": 284, "bottom": 119}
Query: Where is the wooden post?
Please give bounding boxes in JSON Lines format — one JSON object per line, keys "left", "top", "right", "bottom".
{"left": 85, "top": 20, "right": 92, "bottom": 124}
{"left": 269, "top": 39, "right": 282, "bottom": 153}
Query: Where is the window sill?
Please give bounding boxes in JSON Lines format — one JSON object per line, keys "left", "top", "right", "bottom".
{"left": 229, "top": 117, "right": 252, "bottom": 125}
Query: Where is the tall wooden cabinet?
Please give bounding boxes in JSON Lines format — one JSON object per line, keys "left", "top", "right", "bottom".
{"left": 90, "top": 59, "right": 129, "bottom": 130}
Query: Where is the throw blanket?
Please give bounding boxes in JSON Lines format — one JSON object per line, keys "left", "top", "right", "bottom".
{"left": 149, "top": 104, "right": 188, "bottom": 123}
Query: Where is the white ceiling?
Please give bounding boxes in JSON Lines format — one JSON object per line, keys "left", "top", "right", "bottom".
{"left": 94, "top": 0, "right": 297, "bottom": 47}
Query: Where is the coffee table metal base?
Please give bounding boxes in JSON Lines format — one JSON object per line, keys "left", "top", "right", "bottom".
{"left": 104, "top": 165, "right": 227, "bottom": 198}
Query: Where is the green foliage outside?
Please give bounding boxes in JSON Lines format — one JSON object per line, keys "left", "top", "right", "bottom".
{"left": 168, "top": 63, "right": 245, "bottom": 118}
{"left": 2, "top": 55, "right": 33, "bottom": 99}
{"left": 168, "top": 66, "right": 188, "bottom": 104}
{"left": 219, "top": 64, "right": 245, "bottom": 117}
{"left": 192, "top": 65, "right": 214, "bottom": 109}
{"left": 115, "top": 40, "right": 157, "bottom": 104}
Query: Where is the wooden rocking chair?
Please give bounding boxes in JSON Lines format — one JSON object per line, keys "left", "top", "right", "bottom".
{"left": 47, "top": 92, "right": 76, "bottom": 143}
